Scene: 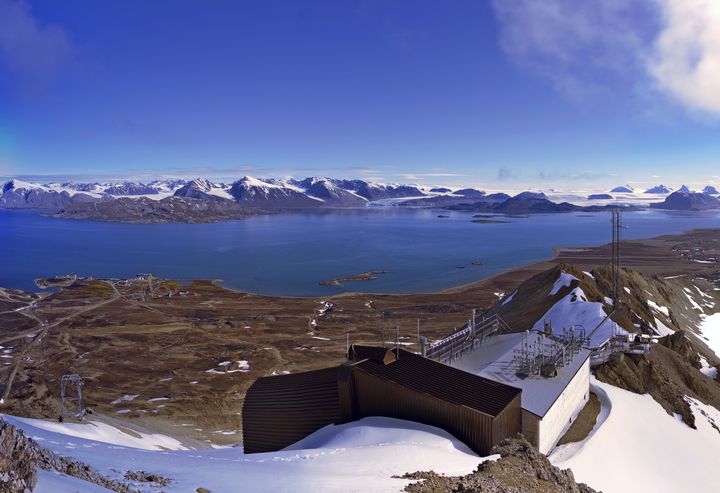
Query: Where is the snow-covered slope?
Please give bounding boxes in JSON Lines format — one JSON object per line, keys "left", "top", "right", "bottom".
{"left": 173, "top": 178, "right": 233, "bottom": 201}
{"left": 551, "top": 378, "right": 720, "bottom": 493}
{"left": 5, "top": 415, "right": 188, "bottom": 451}
{"left": 699, "top": 312, "right": 720, "bottom": 358}
{"left": 532, "top": 287, "right": 625, "bottom": 347}
{"left": 229, "top": 176, "right": 324, "bottom": 208}
{"left": 290, "top": 177, "right": 369, "bottom": 206}
{"left": 6, "top": 415, "right": 493, "bottom": 493}
{"left": 0, "top": 179, "right": 100, "bottom": 209}
{"left": 549, "top": 271, "right": 579, "bottom": 296}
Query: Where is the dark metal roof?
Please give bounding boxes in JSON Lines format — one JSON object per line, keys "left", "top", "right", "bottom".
{"left": 349, "top": 345, "right": 397, "bottom": 365}
{"left": 351, "top": 346, "right": 521, "bottom": 417}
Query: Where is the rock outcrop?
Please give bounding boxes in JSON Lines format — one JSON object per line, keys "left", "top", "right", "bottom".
{"left": 595, "top": 332, "right": 720, "bottom": 427}
{"left": 401, "top": 435, "right": 598, "bottom": 493}
{"left": 1, "top": 416, "right": 150, "bottom": 493}
{"left": 0, "top": 418, "right": 36, "bottom": 493}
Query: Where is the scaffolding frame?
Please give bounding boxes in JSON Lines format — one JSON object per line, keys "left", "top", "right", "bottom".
{"left": 60, "top": 374, "right": 86, "bottom": 422}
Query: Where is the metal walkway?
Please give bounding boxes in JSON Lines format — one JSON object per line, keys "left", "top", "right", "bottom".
{"left": 424, "top": 313, "right": 513, "bottom": 364}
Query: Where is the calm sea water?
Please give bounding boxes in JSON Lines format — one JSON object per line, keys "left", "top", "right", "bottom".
{"left": 1, "top": 208, "right": 719, "bottom": 296}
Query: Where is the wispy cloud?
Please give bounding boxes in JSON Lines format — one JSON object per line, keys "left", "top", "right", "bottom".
{"left": 0, "top": 0, "right": 73, "bottom": 93}
{"left": 491, "top": 0, "right": 656, "bottom": 102}
{"left": 496, "top": 167, "right": 519, "bottom": 181}
{"left": 536, "top": 168, "right": 618, "bottom": 181}
{"left": 397, "top": 172, "right": 466, "bottom": 181}
{"left": 648, "top": 0, "right": 720, "bottom": 116}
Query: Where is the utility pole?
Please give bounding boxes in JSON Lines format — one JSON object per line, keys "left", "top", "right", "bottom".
{"left": 396, "top": 325, "right": 400, "bottom": 359}
{"left": 381, "top": 311, "right": 385, "bottom": 348}
{"left": 472, "top": 308, "right": 476, "bottom": 343}
{"left": 611, "top": 209, "right": 622, "bottom": 306}
{"left": 417, "top": 319, "right": 420, "bottom": 349}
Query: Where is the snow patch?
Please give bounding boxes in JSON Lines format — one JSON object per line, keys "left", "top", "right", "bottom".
{"left": 653, "top": 318, "right": 675, "bottom": 336}
{"left": 683, "top": 289, "right": 704, "bottom": 311}
{"left": 549, "top": 272, "right": 579, "bottom": 296}
{"left": 533, "top": 287, "right": 623, "bottom": 347}
{"left": 647, "top": 299, "right": 670, "bottom": 317}
{"left": 501, "top": 290, "right": 516, "bottom": 306}
{"left": 110, "top": 394, "right": 138, "bottom": 405}
{"left": 699, "top": 356, "right": 718, "bottom": 379}
{"left": 699, "top": 312, "right": 720, "bottom": 358}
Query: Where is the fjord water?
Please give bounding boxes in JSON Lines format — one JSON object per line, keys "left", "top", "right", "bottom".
{"left": 1, "top": 208, "right": 718, "bottom": 296}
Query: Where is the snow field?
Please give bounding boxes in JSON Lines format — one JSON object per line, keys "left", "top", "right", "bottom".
{"left": 6, "top": 415, "right": 494, "bottom": 493}
{"left": 550, "top": 378, "right": 720, "bottom": 493}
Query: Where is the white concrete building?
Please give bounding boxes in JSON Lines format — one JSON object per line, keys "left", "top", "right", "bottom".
{"left": 452, "top": 332, "right": 591, "bottom": 454}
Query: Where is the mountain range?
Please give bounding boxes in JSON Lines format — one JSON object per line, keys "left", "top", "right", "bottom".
{"left": 3, "top": 177, "right": 720, "bottom": 218}
{"left": 0, "top": 176, "right": 462, "bottom": 211}
{"left": 651, "top": 191, "right": 720, "bottom": 211}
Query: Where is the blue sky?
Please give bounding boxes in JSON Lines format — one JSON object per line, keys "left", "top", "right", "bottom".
{"left": 1, "top": 0, "right": 720, "bottom": 190}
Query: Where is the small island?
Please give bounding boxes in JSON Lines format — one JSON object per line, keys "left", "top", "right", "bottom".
{"left": 319, "top": 271, "right": 388, "bottom": 286}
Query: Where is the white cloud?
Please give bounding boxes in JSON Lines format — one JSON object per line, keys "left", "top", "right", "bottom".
{"left": 491, "top": 0, "right": 655, "bottom": 101}
{"left": 491, "top": 0, "right": 720, "bottom": 117}
{"left": 648, "top": 0, "right": 720, "bottom": 116}
{"left": 0, "top": 0, "right": 73, "bottom": 91}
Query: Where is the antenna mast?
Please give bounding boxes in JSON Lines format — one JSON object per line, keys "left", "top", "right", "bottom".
{"left": 611, "top": 209, "right": 622, "bottom": 306}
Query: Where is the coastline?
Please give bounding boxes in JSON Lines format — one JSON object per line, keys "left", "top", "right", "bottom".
{"left": 23, "top": 226, "right": 720, "bottom": 301}
{"left": 2, "top": 227, "right": 719, "bottom": 446}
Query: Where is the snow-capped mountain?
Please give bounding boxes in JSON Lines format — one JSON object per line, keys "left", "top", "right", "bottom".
{"left": 651, "top": 191, "right": 720, "bottom": 211}
{"left": 228, "top": 176, "right": 324, "bottom": 209}
{"left": 644, "top": 185, "right": 673, "bottom": 194}
{"left": 326, "top": 179, "right": 425, "bottom": 201}
{"left": 173, "top": 178, "right": 233, "bottom": 202}
{"left": 104, "top": 182, "right": 162, "bottom": 195}
{"left": 452, "top": 188, "right": 486, "bottom": 198}
{"left": 289, "top": 177, "right": 368, "bottom": 206}
{"left": 0, "top": 178, "right": 194, "bottom": 209}
{"left": 5, "top": 175, "right": 720, "bottom": 213}
{"left": 0, "top": 179, "right": 99, "bottom": 209}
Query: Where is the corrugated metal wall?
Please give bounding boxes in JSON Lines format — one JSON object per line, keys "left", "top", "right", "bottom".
{"left": 350, "top": 367, "right": 521, "bottom": 455}
{"left": 242, "top": 366, "right": 342, "bottom": 453}
{"left": 243, "top": 360, "right": 523, "bottom": 455}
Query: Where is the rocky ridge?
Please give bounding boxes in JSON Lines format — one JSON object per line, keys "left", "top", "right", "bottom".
{"left": 401, "top": 436, "right": 598, "bottom": 493}
{"left": 0, "top": 416, "right": 158, "bottom": 493}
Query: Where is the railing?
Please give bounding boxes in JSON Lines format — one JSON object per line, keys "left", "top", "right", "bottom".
{"left": 425, "top": 313, "right": 513, "bottom": 364}
{"left": 589, "top": 335, "right": 652, "bottom": 367}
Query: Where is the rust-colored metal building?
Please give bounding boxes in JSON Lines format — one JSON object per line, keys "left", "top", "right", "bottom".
{"left": 242, "top": 345, "right": 522, "bottom": 455}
